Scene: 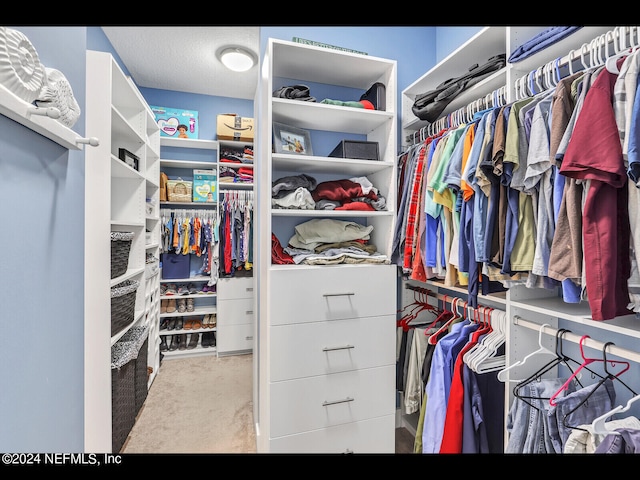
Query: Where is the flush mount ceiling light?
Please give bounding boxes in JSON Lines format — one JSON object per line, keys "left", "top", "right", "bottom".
{"left": 218, "top": 46, "right": 257, "bottom": 72}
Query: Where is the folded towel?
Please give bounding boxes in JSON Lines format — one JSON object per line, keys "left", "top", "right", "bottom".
{"left": 508, "top": 27, "right": 582, "bottom": 63}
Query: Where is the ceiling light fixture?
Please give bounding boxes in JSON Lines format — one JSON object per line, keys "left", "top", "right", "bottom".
{"left": 218, "top": 46, "right": 257, "bottom": 73}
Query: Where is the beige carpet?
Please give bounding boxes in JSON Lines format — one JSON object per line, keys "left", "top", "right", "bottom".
{"left": 122, "top": 353, "right": 256, "bottom": 454}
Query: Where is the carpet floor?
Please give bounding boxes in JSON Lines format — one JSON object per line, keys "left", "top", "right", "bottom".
{"left": 122, "top": 352, "right": 256, "bottom": 454}
{"left": 122, "top": 352, "right": 415, "bottom": 454}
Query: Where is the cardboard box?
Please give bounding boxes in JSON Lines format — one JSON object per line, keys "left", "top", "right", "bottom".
{"left": 151, "top": 105, "right": 199, "bottom": 139}
{"left": 193, "top": 169, "right": 217, "bottom": 203}
{"left": 217, "top": 113, "right": 254, "bottom": 142}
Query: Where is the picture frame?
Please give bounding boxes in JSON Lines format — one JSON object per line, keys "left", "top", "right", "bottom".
{"left": 118, "top": 148, "right": 140, "bottom": 171}
{"left": 273, "top": 122, "right": 313, "bottom": 155}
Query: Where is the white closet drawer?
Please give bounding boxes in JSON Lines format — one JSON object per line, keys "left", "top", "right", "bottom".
{"left": 217, "top": 276, "right": 254, "bottom": 300}
{"left": 217, "top": 297, "right": 254, "bottom": 327}
{"left": 269, "top": 414, "right": 395, "bottom": 453}
{"left": 269, "top": 315, "right": 395, "bottom": 381}
{"left": 269, "top": 365, "right": 395, "bottom": 438}
{"left": 270, "top": 264, "right": 396, "bottom": 325}
{"left": 217, "top": 323, "right": 253, "bottom": 354}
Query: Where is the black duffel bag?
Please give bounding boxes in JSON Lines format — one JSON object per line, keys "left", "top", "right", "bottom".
{"left": 412, "top": 53, "right": 506, "bottom": 123}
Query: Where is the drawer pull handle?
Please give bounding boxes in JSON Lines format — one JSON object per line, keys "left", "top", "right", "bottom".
{"left": 246, "top": 287, "right": 254, "bottom": 292}
{"left": 322, "top": 345, "right": 355, "bottom": 352}
{"left": 246, "top": 310, "right": 253, "bottom": 315}
{"left": 323, "top": 397, "right": 354, "bottom": 407}
{"left": 245, "top": 336, "right": 253, "bottom": 340}
{"left": 322, "top": 292, "right": 355, "bottom": 297}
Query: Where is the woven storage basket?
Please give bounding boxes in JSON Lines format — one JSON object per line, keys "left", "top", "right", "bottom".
{"left": 110, "top": 279, "right": 139, "bottom": 337}
{"left": 111, "top": 356, "right": 135, "bottom": 453}
{"left": 111, "top": 325, "right": 149, "bottom": 453}
{"left": 167, "top": 178, "right": 192, "bottom": 202}
{"left": 134, "top": 337, "right": 149, "bottom": 414}
{"left": 111, "top": 232, "right": 134, "bottom": 279}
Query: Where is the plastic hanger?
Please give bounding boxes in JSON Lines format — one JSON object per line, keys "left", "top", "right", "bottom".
{"left": 427, "top": 297, "right": 464, "bottom": 345}
{"left": 471, "top": 309, "right": 508, "bottom": 374}
{"left": 557, "top": 341, "right": 635, "bottom": 432}
{"left": 464, "top": 307, "right": 504, "bottom": 372}
{"left": 497, "top": 322, "right": 554, "bottom": 382}
{"left": 549, "top": 336, "right": 630, "bottom": 407}
{"left": 512, "top": 329, "right": 595, "bottom": 410}
{"left": 591, "top": 391, "right": 640, "bottom": 436}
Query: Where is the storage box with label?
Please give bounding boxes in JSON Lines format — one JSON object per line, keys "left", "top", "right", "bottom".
{"left": 151, "top": 105, "right": 199, "bottom": 139}
{"left": 217, "top": 113, "right": 254, "bottom": 142}
{"left": 193, "top": 169, "right": 217, "bottom": 203}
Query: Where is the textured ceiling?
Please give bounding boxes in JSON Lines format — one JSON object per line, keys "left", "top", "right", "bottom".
{"left": 101, "top": 26, "right": 260, "bottom": 100}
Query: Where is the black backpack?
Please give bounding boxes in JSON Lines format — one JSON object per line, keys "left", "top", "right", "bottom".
{"left": 412, "top": 54, "right": 506, "bottom": 123}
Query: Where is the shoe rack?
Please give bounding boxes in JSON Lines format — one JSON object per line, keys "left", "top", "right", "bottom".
{"left": 159, "top": 277, "right": 218, "bottom": 357}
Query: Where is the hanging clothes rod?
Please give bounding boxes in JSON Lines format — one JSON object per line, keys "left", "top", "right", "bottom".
{"left": 518, "top": 26, "right": 640, "bottom": 100}
{"left": 405, "top": 283, "right": 505, "bottom": 315}
{"left": 513, "top": 315, "right": 640, "bottom": 364}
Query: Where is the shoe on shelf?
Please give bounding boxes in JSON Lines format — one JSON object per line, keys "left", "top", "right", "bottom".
{"left": 202, "top": 314, "right": 210, "bottom": 328}
{"left": 183, "top": 318, "right": 193, "bottom": 330}
{"left": 187, "top": 333, "right": 199, "bottom": 349}
{"left": 160, "top": 299, "right": 168, "bottom": 314}
{"left": 188, "top": 283, "right": 198, "bottom": 295}
{"left": 201, "top": 332, "right": 211, "bottom": 348}
{"left": 166, "top": 318, "right": 176, "bottom": 331}
{"left": 186, "top": 298, "right": 195, "bottom": 312}
{"left": 211, "top": 332, "right": 217, "bottom": 347}
{"left": 178, "top": 333, "right": 188, "bottom": 350}
{"left": 202, "top": 284, "right": 216, "bottom": 294}
{"left": 177, "top": 298, "right": 187, "bottom": 313}
{"left": 165, "top": 284, "right": 178, "bottom": 295}
{"left": 175, "top": 317, "right": 184, "bottom": 330}
{"left": 209, "top": 314, "right": 217, "bottom": 328}
{"left": 191, "top": 317, "right": 202, "bottom": 330}
{"left": 166, "top": 298, "right": 177, "bottom": 313}
{"left": 160, "top": 284, "right": 168, "bottom": 296}
{"left": 169, "top": 335, "right": 179, "bottom": 351}
{"left": 178, "top": 283, "right": 189, "bottom": 295}
{"left": 160, "top": 336, "right": 169, "bottom": 352}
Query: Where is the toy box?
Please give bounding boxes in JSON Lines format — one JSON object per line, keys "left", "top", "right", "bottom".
{"left": 193, "top": 169, "right": 217, "bottom": 203}
{"left": 151, "top": 105, "right": 199, "bottom": 139}
{"left": 217, "top": 113, "right": 254, "bottom": 142}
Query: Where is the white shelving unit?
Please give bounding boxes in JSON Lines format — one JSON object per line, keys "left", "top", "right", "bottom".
{"left": 255, "top": 38, "right": 397, "bottom": 453}
{"left": 159, "top": 136, "right": 219, "bottom": 358}
{"left": 84, "top": 50, "right": 160, "bottom": 452}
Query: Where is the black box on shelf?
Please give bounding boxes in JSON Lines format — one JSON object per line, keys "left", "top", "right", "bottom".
{"left": 328, "top": 140, "right": 379, "bottom": 161}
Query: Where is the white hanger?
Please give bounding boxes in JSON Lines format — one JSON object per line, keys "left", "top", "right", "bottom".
{"left": 591, "top": 393, "right": 640, "bottom": 436}
{"left": 467, "top": 309, "right": 507, "bottom": 373}
{"left": 579, "top": 43, "right": 590, "bottom": 71}
{"left": 496, "top": 321, "right": 555, "bottom": 382}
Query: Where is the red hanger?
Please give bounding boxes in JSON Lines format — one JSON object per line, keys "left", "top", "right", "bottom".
{"left": 549, "top": 335, "right": 631, "bottom": 406}
{"left": 428, "top": 297, "right": 466, "bottom": 345}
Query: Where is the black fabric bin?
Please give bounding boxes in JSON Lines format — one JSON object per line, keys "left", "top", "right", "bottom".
{"left": 328, "top": 140, "right": 379, "bottom": 161}
{"left": 111, "top": 326, "right": 149, "bottom": 453}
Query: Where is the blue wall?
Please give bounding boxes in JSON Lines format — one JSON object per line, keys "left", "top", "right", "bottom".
{"left": 0, "top": 26, "right": 87, "bottom": 452}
